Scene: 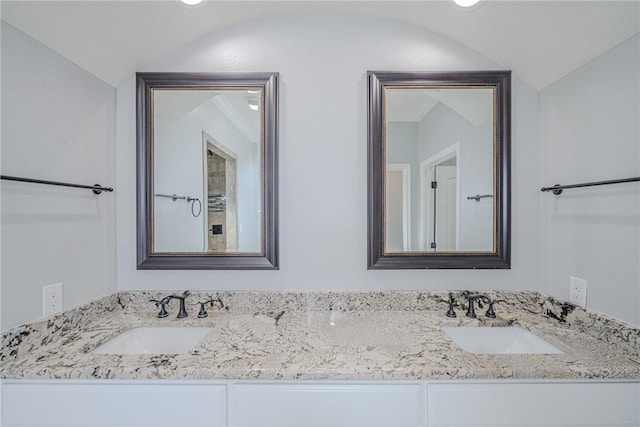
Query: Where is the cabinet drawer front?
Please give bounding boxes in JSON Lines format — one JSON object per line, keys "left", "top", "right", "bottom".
{"left": 229, "top": 382, "right": 425, "bottom": 426}
{"left": 428, "top": 382, "right": 640, "bottom": 427}
{"left": 2, "top": 383, "right": 226, "bottom": 427}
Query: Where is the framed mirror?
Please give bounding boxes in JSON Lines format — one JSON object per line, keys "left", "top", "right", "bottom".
{"left": 137, "top": 72, "right": 278, "bottom": 269}
{"left": 368, "top": 71, "right": 510, "bottom": 269}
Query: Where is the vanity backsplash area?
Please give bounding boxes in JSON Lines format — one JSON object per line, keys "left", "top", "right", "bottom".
{"left": 2, "top": 290, "right": 638, "bottom": 381}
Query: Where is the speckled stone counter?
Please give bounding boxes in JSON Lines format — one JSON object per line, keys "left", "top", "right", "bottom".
{"left": 2, "top": 291, "right": 639, "bottom": 380}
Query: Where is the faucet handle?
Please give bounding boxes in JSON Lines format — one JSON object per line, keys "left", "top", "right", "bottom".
{"left": 445, "top": 292, "right": 459, "bottom": 318}
{"left": 195, "top": 299, "right": 214, "bottom": 318}
{"left": 195, "top": 297, "right": 226, "bottom": 318}
{"left": 485, "top": 299, "right": 507, "bottom": 318}
{"left": 150, "top": 298, "right": 170, "bottom": 318}
{"left": 196, "top": 301, "right": 209, "bottom": 318}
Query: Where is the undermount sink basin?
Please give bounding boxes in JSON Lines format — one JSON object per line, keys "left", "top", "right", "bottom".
{"left": 443, "top": 326, "right": 563, "bottom": 354}
{"left": 92, "top": 327, "right": 212, "bottom": 355}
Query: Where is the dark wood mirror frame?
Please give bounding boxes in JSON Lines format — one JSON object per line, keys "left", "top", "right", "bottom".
{"left": 136, "top": 72, "right": 278, "bottom": 270}
{"left": 367, "top": 70, "right": 511, "bottom": 269}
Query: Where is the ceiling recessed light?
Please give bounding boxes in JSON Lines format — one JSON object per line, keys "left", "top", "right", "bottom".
{"left": 248, "top": 100, "right": 259, "bottom": 111}
{"left": 179, "top": 0, "right": 205, "bottom": 9}
{"left": 452, "top": 0, "right": 482, "bottom": 8}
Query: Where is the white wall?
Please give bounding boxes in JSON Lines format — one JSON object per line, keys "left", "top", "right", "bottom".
{"left": 539, "top": 35, "right": 640, "bottom": 326}
{"left": 116, "top": 15, "right": 540, "bottom": 291}
{"left": 1, "top": 22, "right": 117, "bottom": 330}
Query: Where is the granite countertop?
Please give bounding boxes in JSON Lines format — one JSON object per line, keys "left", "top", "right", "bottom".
{"left": 2, "top": 291, "right": 639, "bottom": 381}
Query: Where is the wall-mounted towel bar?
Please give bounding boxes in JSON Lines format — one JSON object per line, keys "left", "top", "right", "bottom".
{"left": 155, "top": 193, "right": 202, "bottom": 217}
{"left": 155, "top": 193, "right": 187, "bottom": 201}
{"left": 541, "top": 177, "right": 640, "bottom": 195}
{"left": 0, "top": 175, "right": 113, "bottom": 195}
{"left": 467, "top": 194, "right": 493, "bottom": 202}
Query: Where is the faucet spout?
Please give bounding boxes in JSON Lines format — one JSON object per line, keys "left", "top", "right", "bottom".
{"left": 461, "top": 291, "right": 490, "bottom": 319}
{"left": 169, "top": 291, "right": 190, "bottom": 318}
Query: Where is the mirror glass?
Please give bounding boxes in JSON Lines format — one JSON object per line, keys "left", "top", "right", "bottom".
{"left": 137, "top": 73, "right": 278, "bottom": 269}
{"left": 385, "top": 87, "right": 494, "bottom": 252}
{"left": 153, "top": 89, "right": 261, "bottom": 253}
{"left": 368, "top": 71, "right": 510, "bottom": 269}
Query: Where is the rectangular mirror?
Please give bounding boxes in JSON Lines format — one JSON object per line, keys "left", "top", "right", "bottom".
{"left": 137, "top": 72, "right": 278, "bottom": 269}
{"left": 368, "top": 71, "right": 510, "bottom": 269}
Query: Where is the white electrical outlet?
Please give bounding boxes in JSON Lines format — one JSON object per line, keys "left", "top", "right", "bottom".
{"left": 43, "top": 282, "right": 63, "bottom": 316}
{"left": 569, "top": 276, "right": 587, "bottom": 307}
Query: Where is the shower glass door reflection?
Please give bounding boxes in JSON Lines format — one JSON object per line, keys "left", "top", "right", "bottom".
{"left": 428, "top": 163, "right": 457, "bottom": 251}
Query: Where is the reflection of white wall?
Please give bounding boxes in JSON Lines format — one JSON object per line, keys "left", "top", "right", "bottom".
{"left": 418, "top": 103, "right": 493, "bottom": 251}
{"left": 153, "top": 117, "right": 202, "bottom": 251}
{"left": 386, "top": 169, "right": 404, "bottom": 251}
{"left": 386, "top": 122, "right": 420, "bottom": 245}
{"left": 386, "top": 164, "right": 411, "bottom": 251}
{"left": 154, "top": 98, "right": 260, "bottom": 252}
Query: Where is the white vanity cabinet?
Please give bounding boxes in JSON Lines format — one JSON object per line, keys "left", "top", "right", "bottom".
{"left": 228, "top": 382, "right": 426, "bottom": 426}
{"left": 426, "top": 381, "right": 640, "bottom": 427}
{"left": 2, "top": 379, "right": 639, "bottom": 427}
{"left": 1, "top": 381, "right": 226, "bottom": 427}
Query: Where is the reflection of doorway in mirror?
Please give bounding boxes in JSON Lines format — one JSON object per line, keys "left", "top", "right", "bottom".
{"left": 386, "top": 164, "right": 412, "bottom": 251}
{"left": 420, "top": 144, "right": 459, "bottom": 252}
{"left": 203, "top": 133, "right": 238, "bottom": 252}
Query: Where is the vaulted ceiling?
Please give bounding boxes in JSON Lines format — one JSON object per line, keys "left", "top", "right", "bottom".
{"left": 2, "top": 1, "right": 638, "bottom": 90}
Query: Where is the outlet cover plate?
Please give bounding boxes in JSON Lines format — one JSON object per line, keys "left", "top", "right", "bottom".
{"left": 43, "top": 282, "right": 63, "bottom": 316}
{"left": 569, "top": 276, "right": 587, "bottom": 307}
